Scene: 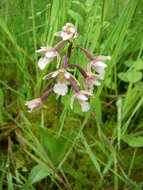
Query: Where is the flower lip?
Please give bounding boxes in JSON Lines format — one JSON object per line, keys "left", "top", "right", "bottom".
{"left": 38, "top": 57, "right": 52, "bottom": 70}
{"left": 43, "top": 69, "right": 76, "bottom": 96}
{"left": 53, "top": 82, "right": 68, "bottom": 96}
{"left": 70, "top": 90, "right": 92, "bottom": 112}
{"left": 80, "top": 101, "right": 90, "bottom": 112}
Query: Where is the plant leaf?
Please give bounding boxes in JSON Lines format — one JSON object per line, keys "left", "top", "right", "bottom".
{"left": 122, "top": 134, "right": 143, "bottom": 147}
{"left": 27, "top": 165, "right": 49, "bottom": 185}
{"left": 118, "top": 71, "right": 142, "bottom": 83}
{"left": 40, "top": 128, "right": 69, "bottom": 166}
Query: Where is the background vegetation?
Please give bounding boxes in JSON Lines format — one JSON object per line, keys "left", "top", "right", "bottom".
{"left": 0, "top": 0, "right": 143, "bottom": 189}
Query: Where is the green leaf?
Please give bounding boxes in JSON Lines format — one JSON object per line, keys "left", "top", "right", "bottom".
{"left": 7, "top": 173, "right": 14, "bottom": 190}
{"left": 40, "top": 128, "right": 68, "bottom": 166}
{"left": 124, "top": 59, "right": 134, "bottom": 67}
{"left": 125, "top": 59, "right": 143, "bottom": 70}
{"left": 122, "top": 134, "right": 143, "bottom": 147}
{"left": 134, "top": 59, "right": 143, "bottom": 70}
{"left": 118, "top": 71, "right": 142, "bottom": 83}
{"left": 26, "top": 165, "right": 49, "bottom": 185}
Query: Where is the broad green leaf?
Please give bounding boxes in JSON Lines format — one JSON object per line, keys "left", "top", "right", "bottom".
{"left": 40, "top": 128, "right": 69, "bottom": 166}
{"left": 26, "top": 165, "right": 49, "bottom": 185}
{"left": 122, "top": 134, "right": 143, "bottom": 147}
{"left": 125, "top": 59, "right": 143, "bottom": 70}
{"left": 134, "top": 59, "right": 143, "bottom": 70}
{"left": 118, "top": 71, "right": 142, "bottom": 83}
{"left": 124, "top": 59, "right": 134, "bottom": 67}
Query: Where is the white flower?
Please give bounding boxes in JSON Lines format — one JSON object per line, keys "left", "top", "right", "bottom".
{"left": 83, "top": 72, "right": 101, "bottom": 93}
{"left": 54, "top": 23, "right": 78, "bottom": 41}
{"left": 25, "top": 98, "right": 43, "bottom": 112}
{"left": 88, "top": 61, "right": 107, "bottom": 80}
{"left": 87, "top": 56, "right": 111, "bottom": 80}
{"left": 43, "top": 68, "right": 75, "bottom": 96}
{"left": 43, "top": 68, "right": 71, "bottom": 81}
{"left": 53, "top": 82, "right": 68, "bottom": 96}
{"left": 70, "top": 91, "right": 92, "bottom": 112}
{"left": 80, "top": 101, "right": 90, "bottom": 112}
{"left": 36, "top": 46, "right": 60, "bottom": 70}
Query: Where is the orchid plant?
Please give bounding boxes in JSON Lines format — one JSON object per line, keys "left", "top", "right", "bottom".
{"left": 25, "top": 23, "right": 111, "bottom": 113}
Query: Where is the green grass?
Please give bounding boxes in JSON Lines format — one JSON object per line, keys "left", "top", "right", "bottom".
{"left": 0, "top": 0, "right": 143, "bottom": 189}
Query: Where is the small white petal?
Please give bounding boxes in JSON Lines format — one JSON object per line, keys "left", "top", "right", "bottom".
{"left": 62, "top": 25, "right": 67, "bottom": 31}
{"left": 38, "top": 57, "right": 51, "bottom": 70}
{"left": 77, "top": 94, "right": 88, "bottom": 101}
{"left": 96, "top": 68, "right": 105, "bottom": 79}
{"left": 61, "top": 31, "right": 73, "bottom": 41}
{"left": 45, "top": 51, "right": 56, "bottom": 58}
{"left": 66, "top": 23, "right": 74, "bottom": 27}
{"left": 64, "top": 72, "right": 70, "bottom": 79}
{"left": 80, "top": 101, "right": 90, "bottom": 112}
{"left": 70, "top": 27, "right": 76, "bottom": 33}
{"left": 53, "top": 83, "right": 68, "bottom": 96}
{"left": 94, "top": 61, "right": 107, "bottom": 68}
{"left": 52, "top": 70, "right": 59, "bottom": 78}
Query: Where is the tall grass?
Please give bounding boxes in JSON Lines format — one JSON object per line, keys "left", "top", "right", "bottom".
{"left": 0, "top": 0, "right": 143, "bottom": 189}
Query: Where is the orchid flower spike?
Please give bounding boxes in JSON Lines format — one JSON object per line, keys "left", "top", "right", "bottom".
{"left": 36, "top": 46, "right": 61, "bottom": 70}
{"left": 54, "top": 23, "right": 78, "bottom": 41}
{"left": 43, "top": 68, "right": 79, "bottom": 96}
{"left": 70, "top": 90, "right": 92, "bottom": 112}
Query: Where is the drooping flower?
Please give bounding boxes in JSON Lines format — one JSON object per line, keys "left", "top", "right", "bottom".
{"left": 76, "top": 46, "right": 111, "bottom": 80}
{"left": 25, "top": 88, "right": 53, "bottom": 112}
{"left": 55, "top": 23, "right": 78, "bottom": 41}
{"left": 83, "top": 72, "right": 101, "bottom": 93}
{"left": 68, "top": 64, "right": 100, "bottom": 93}
{"left": 36, "top": 46, "right": 61, "bottom": 70}
{"left": 43, "top": 68, "right": 79, "bottom": 96}
{"left": 87, "top": 56, "right": 111, "bottom": 80}
{"left": 25, "top": 98, "right": 43, "bottom": 112}
{"left": 70, "top": 90, "right": 92, "bottom": 112}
